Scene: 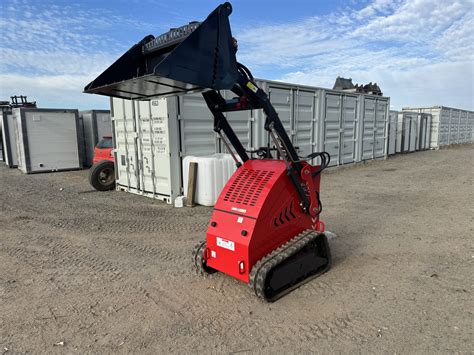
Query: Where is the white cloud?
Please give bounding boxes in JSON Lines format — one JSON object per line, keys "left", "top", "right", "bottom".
{"left": 0, "top": 1, "right": 149, "bottom": 109}
{"left": 0, "top": 0, "right": 473, "bottom": 111}
{"left": 235, "top": 0, "right": 474, "bottom": 110}
{"left": 0, "top": 74, "right": 109, "bottom": 109}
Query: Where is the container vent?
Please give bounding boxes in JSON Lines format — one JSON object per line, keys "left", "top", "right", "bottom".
{"left": 223, "top": 169, "right": 274, "bottom": 206}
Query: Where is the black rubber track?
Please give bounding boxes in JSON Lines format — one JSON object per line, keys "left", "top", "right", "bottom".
{"left": 248, "top": 230, "right": 331, "bottom": 302}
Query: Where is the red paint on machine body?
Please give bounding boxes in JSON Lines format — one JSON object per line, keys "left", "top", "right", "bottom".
{"left": 204, "top": 159, "right": 324, "bottom": 283}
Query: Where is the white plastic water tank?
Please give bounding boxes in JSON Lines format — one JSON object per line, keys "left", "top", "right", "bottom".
{"left": 182, "top": 154, "right": 237, "bottom": 206}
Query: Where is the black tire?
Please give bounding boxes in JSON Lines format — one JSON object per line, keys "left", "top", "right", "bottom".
{"left": 89, "top": 160, "right": 115, "bottom": 191}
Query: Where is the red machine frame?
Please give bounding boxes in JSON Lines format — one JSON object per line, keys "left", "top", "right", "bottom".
{"left": 205, "top": 159, "right": 324, "bottom": 283}
{"left": 84, "top": 2, "right": 332, "bottom": 301}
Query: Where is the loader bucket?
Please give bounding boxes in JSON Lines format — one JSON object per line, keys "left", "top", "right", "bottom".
{"left": 84, "top": 2, "right": 238, "bottom": 100}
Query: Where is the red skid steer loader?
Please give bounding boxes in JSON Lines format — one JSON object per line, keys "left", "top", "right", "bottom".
{"left": 84, "top": 2, "right": 332, "bottom": 301}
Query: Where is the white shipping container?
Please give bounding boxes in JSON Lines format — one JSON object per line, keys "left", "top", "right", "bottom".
{"left": 112, "top": 97, "right": 182, "bottom": 204}
{"left": 415, "top": 113, "right": 431, "bottom": 151}
{"left": 112, "top": 79, "right": 390, "bottom": 205}
{"left": 402, "top": 106, "right": 473, "bottom": 148}
{"left": 1, "top": 111, "right": 18, "bottom": 167}
{"left": 80, "top": 110, "right": 112, "bottom": 166}
{"left": 252, "top": 80, "right": 389, "bottom": 166}
{"left": 14, "top": 108, "right": 83, "bottom": 174}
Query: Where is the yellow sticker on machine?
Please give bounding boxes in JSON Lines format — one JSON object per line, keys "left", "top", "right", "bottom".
{"left": 246, "top": 81, "right": 258, "bottom": 93}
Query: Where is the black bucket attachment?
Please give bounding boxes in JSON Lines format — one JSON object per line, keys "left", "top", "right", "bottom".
{"left": 84, "top": 2, "right": 238, "bottom": 100}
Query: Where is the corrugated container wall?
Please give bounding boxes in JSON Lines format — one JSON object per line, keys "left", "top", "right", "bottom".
{"left": 402, "top": 106, "right": 473, "bottom": 148}
{"left": 396, "top": 112, "right": 418, "bottom": 153}
{"left": 0, "top": 120, "right": 3, "bottom": 162}
{"left": 14, "top": 108, "right": 83, "bottom": 174}
{"left": 415, "top": 113, "right": 432, "bottom": 151}
{"left": 388, "top": 110, "right": 398, "bottom": 155}
{"left": 252, "top": 80, "right": 390, "bottom": 167}
{"left": 111, "top": 97, "right": 182, "bottom": 204}
{"left": 111, "top": 79, "right": 390, "bottom": 204}
{"left": 1, "top": 111, "right": 18, "bottom": 167}
{"left": 359, "top": 96, "right": 389, "bottom": 162}
{"left": 80, "top": 110, "right": 112, "bottom": 167}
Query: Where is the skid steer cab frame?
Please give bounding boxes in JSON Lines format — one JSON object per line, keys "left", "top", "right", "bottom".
{"left": 84, "top": 2, "right": 332, "bottom": 301}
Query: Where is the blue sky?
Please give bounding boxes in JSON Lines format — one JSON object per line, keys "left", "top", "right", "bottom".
{"left": 0, "top": 0, "right": 473, "bottom": 110}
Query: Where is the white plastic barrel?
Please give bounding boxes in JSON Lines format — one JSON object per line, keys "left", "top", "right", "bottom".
{"left": 182, "top": 154, "right": 237, "bottom": 206}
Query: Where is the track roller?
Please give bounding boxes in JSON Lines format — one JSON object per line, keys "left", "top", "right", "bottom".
{"left": 248, "top": 230, "right": 331, "bottom": 302}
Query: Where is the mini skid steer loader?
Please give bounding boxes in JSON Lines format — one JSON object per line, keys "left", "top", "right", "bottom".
{"left": 84, "top": 2, "right": 332, "bottom": 302}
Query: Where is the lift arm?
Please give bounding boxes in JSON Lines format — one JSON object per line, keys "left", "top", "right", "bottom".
{"left": 200, "top": 68, "right": 311, "bottom": 213}
{"left": 83, "top": 2, "right": 328, "bottom": 214}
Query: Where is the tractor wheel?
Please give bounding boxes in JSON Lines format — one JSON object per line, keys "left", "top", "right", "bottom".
{"left": 89, "top": 160, "right": 115, "bottom": 191}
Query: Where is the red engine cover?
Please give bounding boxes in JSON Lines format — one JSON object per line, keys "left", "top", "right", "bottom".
{"left": 205, "top": 159, "right": 323, "bottom": 283}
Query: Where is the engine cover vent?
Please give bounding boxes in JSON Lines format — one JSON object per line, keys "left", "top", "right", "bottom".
{"left": 223, "top": 169, "right": 274, "bottom": 206}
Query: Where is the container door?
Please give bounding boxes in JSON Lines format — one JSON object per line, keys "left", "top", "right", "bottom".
{"left": 80, "top": 112, "right": 94, "bottom": 166}
{"left": 95, "top": 111, "right": 112, "bottom": 141}
{"left": 149, "top": 99, "right": 173, "bottom": 197}
{"left": 414, "top": 115, "right": 422, "bottom": 151}
{"left": 418, "top": 115, "right": 425, "bottom": 150}
{"left": 403, "top": 116, "right": 410, "bottom": 152}
{"left": 268, "top": 86, "right": 293, "bottom": 141}
{"left": 429, "top": 111, "right": 439, "bottom": 148}
{"left": 114, "top": 98, "right": 139, "bottom": 190}
{"left": 136, "top": 100, "right": 153, "bottom": 194}
{"left": 179, "top": 94, "right": 217, "bottom": 157}
{"left": 425, "top": 115, "right": 432, "bottom": 149}
{"left": 4, "top": 114, "right": 19, "bottom": 167}
{"left": 22, "top": 110, "right": 80, "bottom": 172}
{"left": 374, "top": 99, "right": 387, "bottom": 158}
{"left": 409, "top": 117, "right": 417, "bottom": 152}
{"left": 14, "top": 112, "right": 24, "bottom": 169}
{"left": 341, "top": 95, "right": 357, "bottom": 164}
{"left": 396, "top": 114, "right": 403, "bottom": 153}
{"left": 223, "top": 91, "right": 252, "bottom": 155}
{"left": 388, "top": 112, "right": 397, "bottom": 155}
{"left": 294, "top": 90, "right": 316, "bottom": 160}
{"left": 323, "top": 93, "right": 342, "bottom": 166}
{"left": 423, "top": 115, "right": 430, "bottom": 149}
{"left": 361, "top": 98, "right": 376, "bottom": 160}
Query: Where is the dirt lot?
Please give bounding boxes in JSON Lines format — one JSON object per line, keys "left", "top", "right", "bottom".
{"left": 0, "top": 145, "right": 472, "bottom": 354}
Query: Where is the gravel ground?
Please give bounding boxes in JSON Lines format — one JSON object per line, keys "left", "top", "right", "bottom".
{"left": 0, "top": 145, "right": 472, "bottom": 354}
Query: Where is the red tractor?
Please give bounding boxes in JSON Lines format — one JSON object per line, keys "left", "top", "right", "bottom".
{"left": 84, "top": 2, "right": 332, "bottom": 301}
{"left": 88, "top": 136, "right": 115, "bottom": 191}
